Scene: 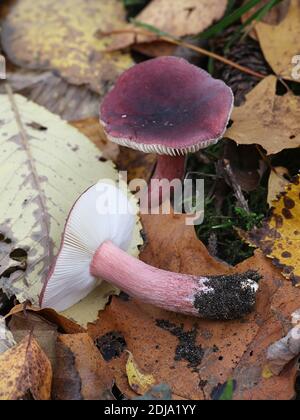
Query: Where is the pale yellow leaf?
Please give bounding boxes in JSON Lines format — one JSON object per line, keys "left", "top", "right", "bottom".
{"left": 256, "top": 0, "right": 300, "bottom": 82}
{"left": 126, "top": 351, "right": 156, "bottom": 395}
{"left": 0, "top": 92, "right": 117, "bottom": 304}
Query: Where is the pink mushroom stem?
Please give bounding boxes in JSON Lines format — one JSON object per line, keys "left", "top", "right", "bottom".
{"left": 152, "top": 155, "right": 187, "bottom": 183}
{"left": 90, "top": 240, "right": 260, "bottom": 320}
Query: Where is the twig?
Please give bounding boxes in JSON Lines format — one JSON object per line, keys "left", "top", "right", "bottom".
{"left": 222, "top": 159, "right": 250, "bottom": 213}
{"left": 101, "top": 28, "right": 266, "bottom": 80}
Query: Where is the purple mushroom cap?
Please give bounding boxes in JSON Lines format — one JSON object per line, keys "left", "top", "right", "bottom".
{"left": 100, "top": 56, "right": 234, "bottom": 155}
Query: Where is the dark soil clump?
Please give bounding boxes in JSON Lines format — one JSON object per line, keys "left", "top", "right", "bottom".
{"left": 156, "top": 320, "right": 204, "bottom": 368}
{"left": 194, "top": 271, "right": 261, "bottom": 320}
{"left": 95, "top": 331, "right": 127, "bottom": 361}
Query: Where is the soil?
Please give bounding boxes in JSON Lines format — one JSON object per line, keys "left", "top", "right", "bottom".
{"left": 95, "top": 331, "right": 127, "bottom": 361}
{"left": 156, "top": 320, "right": 204, "bottom": 369}
{"left": 194, "top": 271, "right": 261, "bottom": 320}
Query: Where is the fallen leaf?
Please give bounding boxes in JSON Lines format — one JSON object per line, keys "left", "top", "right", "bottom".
{"left": 72, "top": 118, "right": 120, "bottom": 162}
{"left": 117, "top": 147, "right": 156, "bottom": 184}
{"left": 256, "top": 0, "right": 300, "bottom": 81}
{"left": 52, "top": 333, "right": 114, "bottom": 400}
{"left": 1, "top": 0, "right": 133, "bottom": 94}
{"left": 6, "top": 304, "right": 84, "bottom": 334}
{"left": 88, "top": 250, "right": 300, "bottom": 400}
{"left": 9, "top": 312, "right": 58, "bottom": 370}
{"left": 4, "top": 70, "right": 100, "bottom": 121}
{"left": 0, "top": 334, "right": 52, "bottom": 400}
{"left": 244, "top": 176, "right": 300, "bottom": 286}
{"left": 267, "top": 167, "right": 290, "bottom": 206}
{"left": 0, "top": 316, "right": 15, "bottom": 354}
{"left": 140, "top": 211, "right": 230, "bottom": 275}
{"left": 126, "top": 351, "right": 156, "bottom": 395}
{"left": 226, "top": 75, "right": 300, "bottom": 155}
{"left": 109, "top": 0, "right": 227, "bottom": 49}
{"left": 242, "top": 0, "right": 290, "bottom": 40}
{"left": 222, "top": 140, "right": 266, "bottom": 193}
{"left": 0, "top": 92, "right": 118, "bottom": 307}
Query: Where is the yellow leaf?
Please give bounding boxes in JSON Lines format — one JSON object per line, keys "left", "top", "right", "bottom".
{"left": 226, "top": 76, "right": 300, "bottom": 155}
{"left": 1, "top": 0, "right": 133, "bottom": 94}
{"left": 262, "top": 365, "right": 274, "bottom": 380}
{"left": 267, "top": 167, "right": 290, "bottom": 206}
{"left": 0, "top": 92, "right": 143, "bottom": 326}
{"left": 0, "top": 334, "right": 52, "bottom": 400}
{"left": 245, "top": 176, "right": 300, "bottom": 286}
{"left": 256, "top": 0, "right": 300, "bottom": 82}
{"left": 126, "top": 351, "right": 156, "bottom": 395}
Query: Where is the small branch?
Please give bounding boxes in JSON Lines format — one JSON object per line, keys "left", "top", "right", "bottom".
{"left": 222, "top": 159, "right": 250, "bottom": 213}
{"left": 101, "top": 28, "right": 266, "bottom": 80}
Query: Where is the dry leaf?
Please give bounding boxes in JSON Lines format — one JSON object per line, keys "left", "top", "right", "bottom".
{"left": 256, "top": 0, "right": 300, "bottom": 81}
{"left": 6, "top": 304, "right": 84, "bottom": 334}
{"left": 72, "top": 118, "right": 120, "bottom": 162}
{"left": 0, "top": 334, "right": 52, "bottom": 400}
{"left": 117, "top": 147, "right": 156, "bottom": 184}
{"left": 126, "top": 351, "right": 156, "bottom": 395}
{"left": 0, "top": 316, "right": 16, "bottom": 354}
{"left": 245, "top": 176, "right": 300, "bottom": 286}
{"left": 267, "top": 167, "right": 290, "bottom": 206}
{"left": 242, "top": 0, "right": 290, "bottom": 40}
{"left": 4, "top": 70, "right": 100, "bottom": 121}
{"left": 88, "top": 251, "right": 300, "bottom": 400}
{"left": 9, "top": 312, "right": 58, "bottom": 370}
{"left": 1, "top": 0, "right": 133, "bottom": 94}
{"left": 52, "top": 333, "right": 114, "bottom": 400}
{"left": 0, "top": 92, "right": 118, "bottom": 307}
{"left": 226, "top": 76, "right": 300, "bottom": 155}
{"left": 109, "top": 0, "right": 227, "bottom": 49}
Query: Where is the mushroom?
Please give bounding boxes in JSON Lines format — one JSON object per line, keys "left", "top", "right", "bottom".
{"left": 100, "top": 56, "right": 234, "bottom": 189}
{"left": 40, "top": 181, "right": 260, "bottom": 320}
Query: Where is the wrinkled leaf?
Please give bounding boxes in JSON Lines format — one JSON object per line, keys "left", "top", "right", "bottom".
{"left": 245, "top": 176, "right": 300, "bottom": 286}
{"left": 0, "top": 334, "right": 52, "bottom": 400}
{"left": 126, "top": 351, "right": 156, "bottom": 395}
{"left": 0, "top": 92, "right": 118, "bottom": 307}
{"left": 256, "top": 0, "right": 300, "bottom": 81}
{"left": 226, "top": 76, "right": 300, "bottom": 155}
{"left": 1, "top": 0, "right": 133, "bottom": 94}
{"left": 53, "top": 333, "right": 114, "bottom": 400}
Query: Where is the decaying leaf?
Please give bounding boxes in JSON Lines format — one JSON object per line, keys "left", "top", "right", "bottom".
{"left": 0, "top": 334, "right": 52, "bottom": 400}
{"left": 242, "top": 0, "right": 290, "bottom": 40}
{"left": 6, "top": 304, "right": 84, "bottom": 334}
{"left": 226, "top": 76, "right": 300, "bottom": 155}
{"left": 267, "top": 167, "right": 290, "bottom": 206}
{"left": 0, "top": 92, "right": 118, "bottom": 308}
{"left": 126, "top": 351, "right": 156, "bottom": 395}
{"left": 117, "top": 147, "right": 156, "bottom": 184}
{"left": 108, "top": 0, "right": 227, "bottom": 49}
{"left": 256, "top": 0, "right": 300, "bottom": 81}
{"left": 9, "top": 312, "right": 58, "bottom": 370}
{"left": 53, "top": 333, "right": 114, "bottom": 400}
{"left": 88, "top": 251, "right": 300, "bottom": 400}
{"left": 245, "top": 176, "right": 300, "bottom": 286}
{"left": 0, "top": 316, "right": 16, "bottom": 354}
{"left": 4, "top": 70, "right": 100, "bottom": 121}
{"left": 1, "top": 0, "right": 133, "bottom": 94}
